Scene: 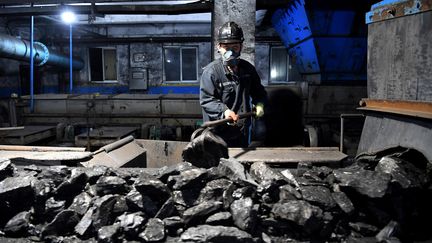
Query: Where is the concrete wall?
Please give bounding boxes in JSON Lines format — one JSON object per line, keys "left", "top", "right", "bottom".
{"left": 213, "top": 0, "right": 256, "bottom": 64}
{"left": 0, "top": 21, "right": 289, "bottom": 95}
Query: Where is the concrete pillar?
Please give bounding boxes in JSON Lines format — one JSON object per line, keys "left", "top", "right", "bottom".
{"left": 212, "top": 0, "right": 256, "bottom": 64}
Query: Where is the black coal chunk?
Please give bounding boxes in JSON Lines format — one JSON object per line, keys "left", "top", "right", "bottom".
{"left": 125, "top": 189, "right": 159, "bottom": 217}
{"left": 116, "top": 212, "right": 147, "bottom": 239}
{"left": 157, "top": 162, "right": 195, "bottom": 183}
{"left": 0, "top": 175, "right": 35, "bottom": 225}
{"left": 45, "top": 197, "right": 66, "bottom": 222}
{"left": 271, "top": 200, "right": 323, "bottom": 233}
{"left": 300, "top": 185, "right": 336, "bottom": 209}
{"left": 376, "top": 156, "right": 428, "bottom": 189}
{"left": 249, "top": 161, "right": 286, "bottom": 184}
{"left": 257, "top": 179, "right": 284, "bottom": 204}
{"left": 37, "top": 166, "right": 69, "bottom": 187}
{"left": 41, "top": 209, "right": 80, "bottom": 238}
{"left": 139, "top": 218, "right": 165, "bottom": 242}
{"left": 180, "top": 224, "right": 255, "bottom": 243}
{"left": 182, "top": 201, "right": 223, "bottom": 226}
{"left": 167, "top": 168, "right": 207, "bottom": 190}
{"left": 133, "top": 173, "right": 171, "bottom": 206}
{"left": 163, "top": 216, "right": 184, "bottom": 236}
{"left": 280, "top": 169, "right": 300, "bottom": 188}
{"left": 97, "top": 224, "right": 121, "bottom": 243}
{"left": 74, "top": 206, "right": 95, "bottom": 238}
{"left": 182, "top": 129, "right": 229, "bottom": 168}
{"left": 279, "top": 184, "right": 302, "bottom": 201}
{"left": 205, "top": 211, "right": 232, "bottom": 226}
{"left": 155, "top": 197, "right": 177, "bottom": 219}
{"left": 95, "top": 176, "right": 128, "bottom": 196}
{"left": 68, "top": 192, "right": 92, "bottom": 216}
{"left": 84, "top": 165, "right": 112, "bottom": 184}
{"left": 31, "top": 179, "right": 52, "bottom": 222}
{"left": 332, "top": 167, "right": 391, "bottom": 198}
{"left": 172, "top": 188, "right": 201, "bottom": 209}
{"left": 230, "top": 197, "right": 258, "bottom": 231}
{"left": 3, "top": 211, "right": 32, "bottom": 236}
{"left": 54, "top": 169, "right": 88, "bottom": 201}
{"left": 349, "top": 222, "right": 379, "bottom": 237}
{"left": 0, "top": 159, "right": 14, "bottom": 181}
{"left": 332, "top": 191, "right": 355, "bottom": 215}
{"left": 91, "top": 195, "right": 124, "bottom": 231}
{"left": 217, "top": 158, "right": 257, "bottom": 187}
{"left": 196, "top": 178, "right": 233, "bottom": 204}
{"left": 375, "top": 220, "right": 400, "bottom": 242}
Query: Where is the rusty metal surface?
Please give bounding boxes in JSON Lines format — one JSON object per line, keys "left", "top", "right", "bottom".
{"left": 228, "top": 147, "right": 347, "bottom": 167}
{"left": 136, "top": 139, "right": 189, "bottom": 168}
{"left": 0, "top": 150, "right": 92, "bottom": 166}
{"left": 83, "top": 138, "right": 147, "bottom": 168}
{"left": 0, "top": 127, "right": 24, "bottom": 131}
{"left": 358, "top": 99, "right": 432, "bottom": 119}
{"left": 0, "top": 145, "right": 85, "bottom": 152}
{"left": 0, "top": 125, "right": 56, "bottom": 145}
{"left": 0, "top": 144, "right": 91, "bottom": 166}
{"left": 75, "top": 126, "right": 139, "bottom": 147}
{"left": 357, "top": 114, "right": 432, "bottom": 163}
{"left": 366, "top": 0, "right": 432, "bottom": 24}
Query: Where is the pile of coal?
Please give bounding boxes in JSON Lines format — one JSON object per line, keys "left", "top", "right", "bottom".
{"left": 0, "top": 148, "right": 431, "bottom": 242}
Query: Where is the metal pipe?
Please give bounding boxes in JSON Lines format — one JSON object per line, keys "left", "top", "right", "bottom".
{"left": 30, "top": 16, "right": 34, "bottom": 113}
{"left": 0, "top": 32, "right": 84, "bottom": 70}
{"left": 69, "top": 24, "right": 73, "bottom": 93}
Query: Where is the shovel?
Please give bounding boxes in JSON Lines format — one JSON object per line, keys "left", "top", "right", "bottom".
{"left": 182, "top": 111, "right": 255, "bottom": 168}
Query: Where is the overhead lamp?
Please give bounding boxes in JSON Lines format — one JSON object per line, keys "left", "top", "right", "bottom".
{"left": 61, "top": 9, "right": 76, "bottom": 93}
{"left": 61, "top": 10, "right": 76, "bottom": 24}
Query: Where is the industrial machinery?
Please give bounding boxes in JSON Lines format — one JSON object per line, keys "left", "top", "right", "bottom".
{"left": 357, "top": 0, "right": 432, "bottom": 163}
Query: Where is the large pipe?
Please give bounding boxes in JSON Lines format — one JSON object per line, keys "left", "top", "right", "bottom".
{"left": 0, "top": 33, "right": 84, "bottom": 70}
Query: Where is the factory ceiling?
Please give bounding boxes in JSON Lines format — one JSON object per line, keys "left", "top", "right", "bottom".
{"left": 0, "top": 0, "right": 290, "bottom": 16}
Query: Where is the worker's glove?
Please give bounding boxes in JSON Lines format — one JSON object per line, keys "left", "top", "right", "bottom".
{"left": 224, "top": 109, "right": 239, "bottom": 123}
{"left": 255, "top": 103, "right": 265, "bottom": 118}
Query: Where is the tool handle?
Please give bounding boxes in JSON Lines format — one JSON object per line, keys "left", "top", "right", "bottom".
{"left": 201, "top": 111, "right": 255, "bottom": 128}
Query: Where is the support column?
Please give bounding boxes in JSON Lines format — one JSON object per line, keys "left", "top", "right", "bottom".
{"left": 213, "top": 0, "right": 256, "bottom": 64}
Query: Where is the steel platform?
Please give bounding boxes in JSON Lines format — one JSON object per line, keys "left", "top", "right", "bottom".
{"left": 0, "top": 125, "right": 56, "bottom": 145}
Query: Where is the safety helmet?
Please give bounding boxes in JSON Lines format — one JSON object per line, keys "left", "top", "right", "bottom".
{"left": 217, "top": 21, "right": 244, "bottom": 44}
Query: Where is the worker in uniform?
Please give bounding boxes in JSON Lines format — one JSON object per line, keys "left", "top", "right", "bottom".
{"left": 200, "top": 21, "right": 267, "bottom": 147}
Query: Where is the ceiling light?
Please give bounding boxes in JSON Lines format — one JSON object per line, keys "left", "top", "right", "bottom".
{"left": 61, "top": 10, "right": 76, "bottom": 24}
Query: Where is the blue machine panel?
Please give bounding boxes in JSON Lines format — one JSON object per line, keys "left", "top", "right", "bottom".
{"left": 272, "top": 0, "right": 367, "bottom": 82}
{"left": 288, "top": 38, "right": 320, "bottom": 73}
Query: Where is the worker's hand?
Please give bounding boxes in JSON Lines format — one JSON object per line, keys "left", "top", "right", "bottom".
{"left": 224, "top": 109, "right": 239, "bottom": 123}
{"left": 255, "top": 103, "right": 265, "bottom": 118}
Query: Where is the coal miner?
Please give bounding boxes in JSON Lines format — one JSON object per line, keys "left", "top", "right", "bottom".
{"left": 199, "top": 21, "right": 267, "bottom": 147}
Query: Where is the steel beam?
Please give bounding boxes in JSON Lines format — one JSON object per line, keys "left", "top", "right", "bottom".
{"left": 366, "top": 0, "right": 432, "bottom": 24}
{"left": 358, "top": 99, "right": 432, "bottom": 119}
{"left": 0, "top": 0, "right": 178, "bottom": 4}
{"left": 0, "top": 0, "right": 291, "bottom": 16}
{"left": 0, "top": 2, "right": 212, "bottom": 16}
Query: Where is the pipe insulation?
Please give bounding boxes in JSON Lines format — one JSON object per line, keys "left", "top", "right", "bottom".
{"left": 0, "top": 33, "right": 84, "bottom": 70}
